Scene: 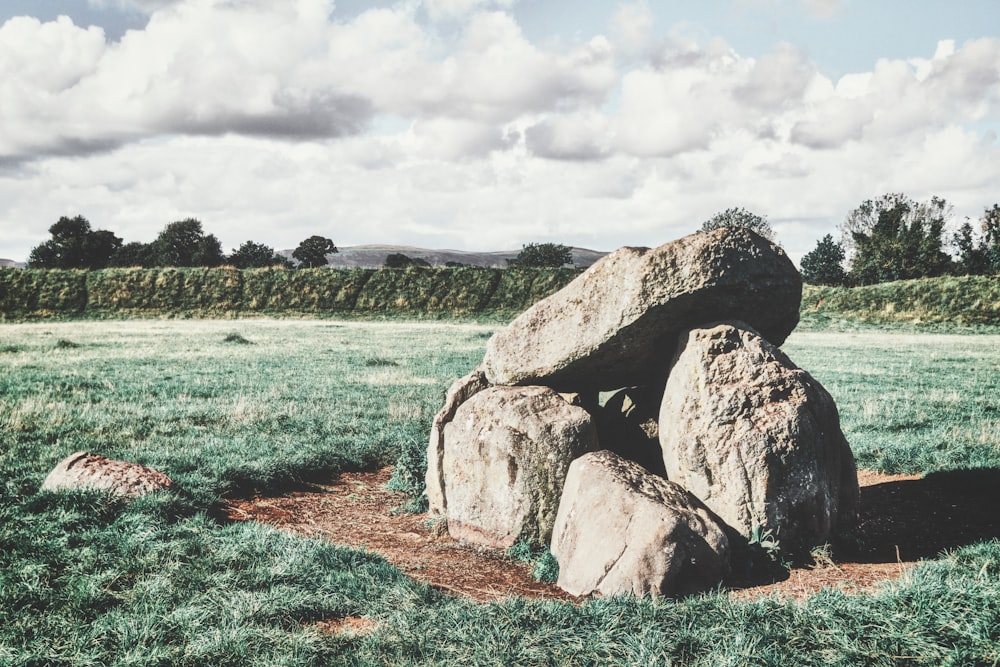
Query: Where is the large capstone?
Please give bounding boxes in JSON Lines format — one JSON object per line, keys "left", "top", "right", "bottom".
{"left": 442, "top": 385, "right": 597, "bottom": 549}
{"left": 550, "top": 450, "right": 731, "bottom": 597}
{"left": 659, "top": 321, "right": 859, "bottom": 553}
{"left": 482, "top": 228, "right": 802, "bottom": 392}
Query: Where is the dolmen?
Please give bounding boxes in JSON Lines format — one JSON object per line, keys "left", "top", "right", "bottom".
{"left": 426, "top": 227, "right": 859, "bottom": 597}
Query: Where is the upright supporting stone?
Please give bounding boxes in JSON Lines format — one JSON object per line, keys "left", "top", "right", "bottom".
{"left": 659, "top": 321, "right": 859, "bottom": 553}
{"left": 426, "top": 366, "right": 490, "bottom": 515}
{"left": 443, "top": 386, "right": 597, "bottom": 549}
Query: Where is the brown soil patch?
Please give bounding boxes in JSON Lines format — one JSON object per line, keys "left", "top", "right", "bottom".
{"left": 311, "top": 617, "right": 380, "bottom": 636}
{"left": 219, "top": 467, "right": 1000, "bottom": 603}
{"left": 221, "top": 467, "right": 575, "bottom": 603}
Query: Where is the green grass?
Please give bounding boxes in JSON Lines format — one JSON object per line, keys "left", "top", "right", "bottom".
{"left": 1, "top": 320, "right": 998, "bottom": 665}
{"left": 783, "top": 330, "right": 1000, "bottom": 474}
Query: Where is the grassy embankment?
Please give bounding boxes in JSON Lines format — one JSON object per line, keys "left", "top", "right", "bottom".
{"left": 800, "top": 274, "right": 1000, "bottom": 331}
{"left": 1, "top": 320, "right": 998, "bottom": 665}
{"left": 4, "top": 267, "right": 1000, "bottom": 330}
{"left": 0, "top": 266, "right": 580, "bottom": 322}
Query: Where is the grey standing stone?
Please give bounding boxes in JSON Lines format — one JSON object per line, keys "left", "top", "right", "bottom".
{"left": 426, "top": 365, "right": 490, "bottom": 515}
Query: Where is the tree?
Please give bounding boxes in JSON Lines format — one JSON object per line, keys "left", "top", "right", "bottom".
{"left": 800, "top": 234, "right": 847, "bottom": 286}
{"left": 952, "top": 221, "right": 988, "bottom": 276}
{"left": 85, "top": 230, "right": 124, "bottom": 268}
{"left": 292, "top": 235, "right": 337, "bottom": 268}
{"left": 700, "top": 207, "right": 775, "bottom": 241}
{"left": 982, "top": 204, "right": 1000, "bottom": 274}
{"left": 385, "top": 253, "right": 431, "bottom": 268}
{"left": 228, "top": 241, "right": 288, "bottom": 269}
{"left": 842, "top": 194, "right": 953, "bottom": 285}
{"left": 508, "top": 243, "right": 573, "bottom": 268}
{"left": 109, "top": 242, "right": 157, "bottom": 268}
{"left": 27, "top": 215, "right": 122, "bottom": 269}
{"left": 152, "top": 219, "right": 224, "bottom": 267}
{"left": 953, "top": 204, "right": 1000, "bottom": 275}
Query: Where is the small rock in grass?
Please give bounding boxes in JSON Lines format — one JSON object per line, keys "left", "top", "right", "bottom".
{"left": 41, "top": 451, "right": 175, "bottom": 497}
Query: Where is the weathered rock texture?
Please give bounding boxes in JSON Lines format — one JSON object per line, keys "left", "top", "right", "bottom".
{"left": 482, "top": 228, "right": 802, "bottom": 391}
{"left": 551, "top": 450, "right": 731, "bottom": 597}
{"left": 659, "top": 322, "right": 859, "bottom": 552}
{"left": 443, "top": 386, "right": 597, "bottom": 548}
{"left": 426, "top": 366, "right": 490, "bottom": 515}
{"left": 41, "top": 451, "right": 175, "bottom": 497}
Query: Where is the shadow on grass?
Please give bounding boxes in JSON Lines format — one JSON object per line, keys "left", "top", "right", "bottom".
{"left": 834, "top": 468, "right": 1000, "bottom": 563}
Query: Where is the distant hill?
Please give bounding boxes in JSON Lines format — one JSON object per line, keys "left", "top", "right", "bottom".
{"left": 278, "top": 244, "right": 609, "bottom": 269}
{"left": 0, "top": 258, "right": 26, "bottom": 269}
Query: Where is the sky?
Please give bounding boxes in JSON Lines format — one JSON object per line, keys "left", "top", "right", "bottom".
{"left": 1, "top": 0, "right": 999, "bottom": 265}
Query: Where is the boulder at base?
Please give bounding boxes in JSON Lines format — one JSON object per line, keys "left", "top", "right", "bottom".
{"left": 551, "top": 450, "right": 731, "bottom": 597}
{"left": 659, "top": 322, "right": 859, "bottom": 553}
{"left": 443, "top": 385, "right": 597, "bottom": 549}
{"left": 426, "top": 365, "right": 490, "bottom": 515}
{"left": 41, "top": 451, "right": 175, "bottom": 497}
{"left": 482, "top": 228, "right": 802, "bottom": 392}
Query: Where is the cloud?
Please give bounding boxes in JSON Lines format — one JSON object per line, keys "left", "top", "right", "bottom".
{"left": 88, "top": 0, "right": 184, "bottom": 12}
{"left": 0, "top": 2, "right": 620, "bottom": 164}
{"left": 2, "top": 2, "right": 1000, "bottom": 267}
{"left": 610, "top": 2, "right": 655, "bottom": 59}
{"left": 524, "top": 111, "right": 612, "bottom": 161}
{"left": 438, "top": 14, "right": 615, "bottom": 120}
{"left": 801, "top": 0, "right": 845, "bottom": 19}
{"left": 924, "top": 37, "right": 1000, "bottom": 107}
{"left": 0, "top": 2, "right": 378, "bottom": 161}
{"left": 613, "top": 40, "right": 821, "bottom": 157}
{"left": 422, "top": 0, "right": 516, "bottom": 22}
{"left": 399, "top": 118, "right": 511, "bottom": 160}
{"left": 790, "top": 99, "right": 872, "bottom": 148}
{"left": 735, "top": 43, "right": 815, "bottom": 109}
{"left": 786, "top": 38, "right": 1000, "bottom": 150}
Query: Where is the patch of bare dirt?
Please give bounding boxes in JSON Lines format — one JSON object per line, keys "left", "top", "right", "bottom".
{"left": 221, "top": 467, "right": 576, "bottom": 603}
{"left": 311, "top": 617, "right": 380, "bottom": 636}
{"left": 219, "top": 467, "right": 1000, "bottom": 603}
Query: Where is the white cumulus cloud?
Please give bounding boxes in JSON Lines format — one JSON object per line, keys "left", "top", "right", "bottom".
{"left": 1, "top": 2, "right": 999, "bottom": 268}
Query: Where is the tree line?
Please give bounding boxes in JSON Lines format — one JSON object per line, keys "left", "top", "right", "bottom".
{"left": 25, "top": 195, "right": 1000, "bottom": 283}
{"left": 26, "top": 217, "right": 338, "bottom": 270}
{"left": 696, "top": 199, "right": 1000, "bottom": 286}
{"left": 800, "top": 195, "right": 1000, "bottom": 286}
{"left": 25, "top": 217, "right": 579, "bottom": 271}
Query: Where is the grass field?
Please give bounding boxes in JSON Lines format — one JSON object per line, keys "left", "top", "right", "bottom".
{"left": 1, "top": 320, "right": 998, "bottom": 665}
